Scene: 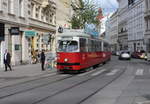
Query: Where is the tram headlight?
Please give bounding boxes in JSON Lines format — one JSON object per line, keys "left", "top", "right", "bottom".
{"left": 64, "top": 58, "right": 68, "bottom": 62}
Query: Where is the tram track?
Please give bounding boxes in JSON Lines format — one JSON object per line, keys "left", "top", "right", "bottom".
{"left": 77, "top": 66, "right": 127, "bottom": 104}
{"left": 0, "top": 65, "right": 104, "bottom": 101}
{"left": 31, "top": 62, "right": 123, "bottom": 104}
{"left": 0, "top": 71, "right": 57, "bottom": 89}
{"left": 0, "top": 72, "right": 74, "bottom": 99}
{"left": 0, "top": 59, "right": 120, "bottom": 104}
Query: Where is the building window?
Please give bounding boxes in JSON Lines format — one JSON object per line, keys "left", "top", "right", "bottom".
{"left": 8, "top": 0, "right": 14, "bottom": 14}
{"left": 19, "top": 0, "right": 24, "bottom": 17}
{"left": 31, "top": 3, "right": 34, "bottom": 18}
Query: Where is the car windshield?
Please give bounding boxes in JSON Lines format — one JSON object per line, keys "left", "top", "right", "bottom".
{"left": 121, "top": 51, "right": 130, "bottom": 54}
{"left": 58, "top": 40, "right": 78, "bottom": 52}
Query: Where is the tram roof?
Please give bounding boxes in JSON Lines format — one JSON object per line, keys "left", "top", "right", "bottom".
{"left": 57, "top": 29, "right": 91, "bottom": 38}
{"left": 57, "top": 29, "right": 110, "bottom": 44}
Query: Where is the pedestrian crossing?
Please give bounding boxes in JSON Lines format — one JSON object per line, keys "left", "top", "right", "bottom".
{"left": 42, "top": 68, "right": 149, "bottom": 78}
{"left": 135, "top": 69, "right": 144, "bottom": 76}
{"left": 91, "top": 69, "right": 107, "bottom": 76}
{"left": 106, "top": 69, "right": 119, "bottom": 76}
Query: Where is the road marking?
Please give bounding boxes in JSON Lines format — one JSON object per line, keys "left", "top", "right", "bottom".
{"left": 135, "top": 69, "right": 144, "bottom": 76}
{"left": 59, "top": 74, "right": 69, "bottom": 77}
{"left": 106, "top": 69, "right": 119, "bottom": 76}
{"left": 78, "top": 70, "right": 96, "bottom": 76}
{"left": 42, "top": 73, "right": 57, "bottom": 77}
{"left": 91, "top": 69, "right": 106, "bottom": 76}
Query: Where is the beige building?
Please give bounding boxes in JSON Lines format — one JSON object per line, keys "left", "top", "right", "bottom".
{"left": 54, "top": 0, "right": 73, "bottom": 52}
{"left": 56, "top": 0, "right": 72, "bottom": 28}
{"left": 26, "top": 0, "right": 56, "bottom": 61}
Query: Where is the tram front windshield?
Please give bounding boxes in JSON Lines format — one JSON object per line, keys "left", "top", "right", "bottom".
{"left": 58, "top": 40, "right": 78, "bottom": 52}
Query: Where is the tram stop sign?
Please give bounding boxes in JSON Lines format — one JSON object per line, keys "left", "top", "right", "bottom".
{"left": 58, "top": 26, "right": 63, "bottom": 33}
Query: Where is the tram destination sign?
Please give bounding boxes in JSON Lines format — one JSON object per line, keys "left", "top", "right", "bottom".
{"left": 61, "top": 37, "right": 73, "bottom": 40}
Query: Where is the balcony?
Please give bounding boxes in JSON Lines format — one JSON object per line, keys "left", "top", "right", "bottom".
{"left": 144, "top": 9, "right": 150, "bottom": 18}
{"left": 29, "top": 17, "right": 56, "bottom": 32}
{"left": 118, "top": 30, "right": 128, "bottom": 37}
{"left": 145, "top": 29, "right": 150, "bottom": 35}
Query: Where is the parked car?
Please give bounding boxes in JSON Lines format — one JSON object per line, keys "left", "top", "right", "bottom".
{"left": 131, "top": 52, "right": 142, "bottom": 59}
{"left": 147, "top": 52, "right": 150, "bottom": 61}
{"left": 118, "top": 51, "right": 131, "bottom": 60}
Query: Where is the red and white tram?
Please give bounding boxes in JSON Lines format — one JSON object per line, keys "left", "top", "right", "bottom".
{"left": 56, "top": 30, "right": 111, "bottom": 73}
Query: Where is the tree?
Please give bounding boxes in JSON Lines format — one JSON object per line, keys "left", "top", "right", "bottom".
{"left": 70, "top": 0, "right": 99, "bottom": 29}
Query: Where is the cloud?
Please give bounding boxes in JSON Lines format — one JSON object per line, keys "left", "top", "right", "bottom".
{"left": 94, "top": 0, "right": 118, "bottom": 14}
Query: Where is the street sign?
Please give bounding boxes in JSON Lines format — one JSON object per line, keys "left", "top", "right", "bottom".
{"left": 25, "top": 30, "right": 37, "bottom": 37}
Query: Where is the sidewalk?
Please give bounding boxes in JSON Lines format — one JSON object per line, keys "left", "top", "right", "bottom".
{"left": 0, "top": 63, "right": 56, "bottom": 78}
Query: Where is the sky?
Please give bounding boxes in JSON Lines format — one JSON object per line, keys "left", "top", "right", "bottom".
{"left": 93, "top": 0, "right": 118, "bottom": 14}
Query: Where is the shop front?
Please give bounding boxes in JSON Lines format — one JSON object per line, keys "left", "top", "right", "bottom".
{"left": 24, "top": 30, "right": 37, "bottom": 64}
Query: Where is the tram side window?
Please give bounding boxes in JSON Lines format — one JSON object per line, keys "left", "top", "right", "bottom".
{"left": 104, "top": 42, "right": 109, "bottom": 51}
{"left": 91, "top": 40, "right": 95, "bottom": 52}
{"left": 96, "top": 41, "right": 100, "bottom": 52}
{"left": 88, "top": 39, "right": 92, "bottom": 52}
{"left": 80, "top": 38, "right": 87, "bottom": 52}
{"left": 97, "top": 41, "right": 101, "bottom": 51}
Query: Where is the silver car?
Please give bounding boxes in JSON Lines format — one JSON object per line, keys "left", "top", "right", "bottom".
{"left": 118, "top": 51, "right": 131, "bottom": 60}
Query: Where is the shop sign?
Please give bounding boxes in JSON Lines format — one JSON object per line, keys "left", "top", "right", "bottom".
{"left": 25, "top": 31, "right": 36, "bottom": 37}
{"left": 10, "top": 27, "right": 20, "bottom": 35}
{"left": 0, "top": 23, "right": 5, "bottom": 41}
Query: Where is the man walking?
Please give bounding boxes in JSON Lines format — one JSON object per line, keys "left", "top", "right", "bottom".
{"left": 40, "top": 50, "right": 45, "bottom": 71}
{"left": 4, "top": 50, "right": 12, "bottom": 71}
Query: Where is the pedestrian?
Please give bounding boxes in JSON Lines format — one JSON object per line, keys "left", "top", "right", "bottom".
{"left": 40, "top": 50, "right": 45, "bottom": 71}
{"left": 4, "top": 49, "right": 12, "bottom": 71}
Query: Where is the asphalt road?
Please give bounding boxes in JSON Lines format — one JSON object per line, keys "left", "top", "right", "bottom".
{"left": 0, "top": 56, "right": 149, "bottom": 104}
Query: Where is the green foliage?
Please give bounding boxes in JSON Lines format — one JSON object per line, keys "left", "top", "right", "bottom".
{"left": 70, "top": 0, "right": 99, "bottom": 29}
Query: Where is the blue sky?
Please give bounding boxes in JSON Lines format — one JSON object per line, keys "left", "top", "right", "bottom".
{"left": 93, "top": 0, "right": 118, "bottom": 14}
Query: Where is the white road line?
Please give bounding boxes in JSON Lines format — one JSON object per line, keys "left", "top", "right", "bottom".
{"left": 135, "top": 69, "right": 144, "bottom": 76}
{"left": 78, "top": 70, "right": 96, "bottom": 76}
{"left": 59, "top": 74, "right": 69, "bottom": 77}
{"left": 106, "top": 69, "right": 119, "bottom": 76}
{"left": 42, "top": 73, "right": 57, "bottom": 77}
{"left": 91, "top": 69, "right": 106, "bottom": 76}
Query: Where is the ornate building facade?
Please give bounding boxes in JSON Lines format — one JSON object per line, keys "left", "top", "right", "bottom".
{"left": 0, "top": 0, "right": 56, "bottom": 68}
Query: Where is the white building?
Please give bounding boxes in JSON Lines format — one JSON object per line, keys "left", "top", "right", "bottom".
{"left": 117, "top": 0, "right": 145, "bottom": 51}
{"left": 106, "top": 11, "right": 118, "bottom": 52}
{"left": 0, "top": 0, "right": 29, "bottom": 67}
{"left": 127, "top": 0, "right": 145, "bottom": 52}
{"left": 117, "top": 0, "right": 128, "bottom": 50}
{"left": 144, "top": 0, "right": 150, "bottom": 52}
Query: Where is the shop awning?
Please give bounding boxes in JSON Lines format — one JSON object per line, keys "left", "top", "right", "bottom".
{"left": 25, "top": 31, "right": 37, "bottom": 37}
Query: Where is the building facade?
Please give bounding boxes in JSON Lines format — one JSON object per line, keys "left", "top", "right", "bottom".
{"left": 117, "top": 0, "right": 128, "bottom": 50}
{"left": 117, "top": 0, "right": 145, "bottom": 52}
{"left": 144, "top": 0, "right": 150, "bottom": 52}
{"left": 27, "top": 0, "right": 56, "bottom": 61}
{"left": 0, "top": 0, "right": 56, "bottom": 68}
{"left": 127, "top": 0, "right": 145, "bottom": 52}
{"left": 0, "top": 0, "right": 29, "bottom": 67}
{"left": 106, "top": 11, "right": 118, "bottom": 52}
